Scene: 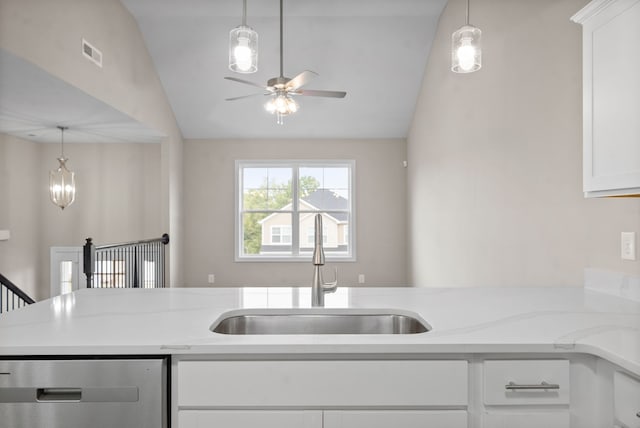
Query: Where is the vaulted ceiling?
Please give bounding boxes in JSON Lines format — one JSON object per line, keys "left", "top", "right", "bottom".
{"left": 120, "top": 0, "right": 447, "bottom": 139}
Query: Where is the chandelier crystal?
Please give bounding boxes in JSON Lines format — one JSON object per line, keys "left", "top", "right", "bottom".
{"left": 49, "top": 126, "right": 76, "bottom": 210}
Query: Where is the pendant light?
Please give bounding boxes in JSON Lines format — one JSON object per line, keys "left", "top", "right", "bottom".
{"left": 49, "top": 126, "right": 76, "bottom": 210}
{"left": 451, "top": 0, "right": 482, "bottom": 73}
{"left": 229, "top": 0, "right": 258, "bottom": 73}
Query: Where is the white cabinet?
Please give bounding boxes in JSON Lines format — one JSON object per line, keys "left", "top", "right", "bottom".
{"left": 614, "top": 371, "right": 640, "bottom": 428}
{"left": 483, "top": 359, "right": 570, "bottom": 428}
{"left": 324, "top": 410, "right": 468, "bottom": 428}
{"left": 175, "top": 359, "right": 469, "bottom": 428}
{"left": 572, "top": 0, "right": 640, "bottom": 197}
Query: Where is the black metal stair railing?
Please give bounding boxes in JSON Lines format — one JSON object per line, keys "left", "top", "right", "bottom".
{"left": 83, "top": 234, "right": 169, "bottom": 289}
{"left": 0, "top": 273, "right": 36, "bottom": 314}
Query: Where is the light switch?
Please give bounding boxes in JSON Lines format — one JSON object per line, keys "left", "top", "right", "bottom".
{"left": 358, "top": 274, "right": 365, "bottom": 284}
{"left": 621, "top": 232, "right": 636, "bottom": 261}
{"left": 208, "top": 274, "right": 215, "bottom": 284}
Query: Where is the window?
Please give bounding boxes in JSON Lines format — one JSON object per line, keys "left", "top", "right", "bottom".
{"left": 236, "top": 160, "right": 355, "bottom": 261}
{"left": 270, "top": 225, "right": 292, "bottom": 244}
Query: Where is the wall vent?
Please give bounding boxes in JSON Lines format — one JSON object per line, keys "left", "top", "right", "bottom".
{"left": 82, "top": 38, "right": 102, "bottom": 68}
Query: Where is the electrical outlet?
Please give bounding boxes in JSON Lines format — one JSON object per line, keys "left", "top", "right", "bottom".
{"left": 621, "top": 232, "right": 636, "bottom": 261}
{"left": 208, "top": 274, "right": 215, "bottom": 284}
{"left": 358, "top": 274, "right": 365, "bottom": 284}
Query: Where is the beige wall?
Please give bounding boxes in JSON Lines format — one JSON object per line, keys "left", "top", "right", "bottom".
{"left": 0, "top": 0, "right": 184, "bottom": 285}
{"left": 183, "top": 139, "right": 407, "bottom": 287}
{"left": 0, "top": 134, "right": 41, "bottom": 300}
{"left": 407, "top": 0, "right": 640, "bottom": 287}
{"left": 0, "top": 133, "right": 162, "bottom": 300}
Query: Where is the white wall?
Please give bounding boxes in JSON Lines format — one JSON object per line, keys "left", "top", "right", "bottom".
{"left": 407, "top": 0, "right": 640, "bottom": 287}
{"left": 183, "top": 139, "right": 408, "bottom": 287}
{"left": 0, "top": 0, "right": 184, "bottom": 285}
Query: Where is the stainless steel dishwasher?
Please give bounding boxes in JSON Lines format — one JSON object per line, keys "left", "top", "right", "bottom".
{"left": 0, "top": 358, "right": 167, "bottom": 428}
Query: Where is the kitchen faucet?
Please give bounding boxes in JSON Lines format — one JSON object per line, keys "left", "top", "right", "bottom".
{"left": 312, "top": 214, "right": 337, "bottom": 307}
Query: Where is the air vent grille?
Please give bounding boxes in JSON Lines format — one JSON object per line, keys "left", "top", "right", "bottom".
{"left": 82, "top": 38, "right": 102, "bottom": 68}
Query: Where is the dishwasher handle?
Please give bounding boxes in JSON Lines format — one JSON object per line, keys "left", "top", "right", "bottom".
{"left": 0, "top": 386, "right": 138, "bottom": 403}
{"left": 37, "top": 388, "right": 82, "bottom": 402}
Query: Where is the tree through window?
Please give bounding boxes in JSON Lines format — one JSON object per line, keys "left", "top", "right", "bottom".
{"left": 236, "top": 160, "right": 355, "bottom": 261}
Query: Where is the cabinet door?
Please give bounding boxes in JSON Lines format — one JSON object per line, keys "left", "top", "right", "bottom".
{"left": 324, "top": 410, "right": 467, "bottom": 428}
{"left": 179, "top": 410, "right": 322, "bottom": 428}
{"left": 483, "top": 412, "right": 569, "bottom": 428}
{"left": 575, "top": 0, "right": 640, "bottom": 197}
{"left": 614, "top": 371, "right": 640, "bottom": 428}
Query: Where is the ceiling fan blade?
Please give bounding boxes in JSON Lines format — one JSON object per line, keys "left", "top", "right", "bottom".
{"left": 225, "top": 93, "right": 270, "bottom": 101}
{"left": 294, "top": 89, "right": 347, "bottom": 98}
{"left": 224, "top": 76, "right": 268, "bottom": 90}
{"left": 285, "top": 70, "right": 318, "bottom": 90}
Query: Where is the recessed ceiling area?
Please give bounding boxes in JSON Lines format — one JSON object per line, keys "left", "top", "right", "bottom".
{"left": 0, "top": 49, "right": 166, "bottom": 144}
{"left": 120, "top": 0, "right": 447, "bottom": 139}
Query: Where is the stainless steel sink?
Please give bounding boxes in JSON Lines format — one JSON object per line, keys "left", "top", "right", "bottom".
{"left": 211, "top": 309, "right": 430, "bottom": 335}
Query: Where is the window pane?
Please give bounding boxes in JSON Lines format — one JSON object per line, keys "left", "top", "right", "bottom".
{"left": 259, "top": 213, "right": 292, "bottom": 255}
{"left": 299, "top": 212, "right": 348, "bottom": 256}
{"left": 243, "top": 167, "right": 292, "bottom": 210}
{"left": 300, "top": 166, "right": 349, "bottom": 200}
{"left": 59, "top": 261, "right": 73, "bottom": 295}
{"left": 242, "top": 212, "right": 269, "bottom": 255}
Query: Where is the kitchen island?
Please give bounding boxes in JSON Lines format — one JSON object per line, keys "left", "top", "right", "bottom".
{"left": 0, "top": 286, "right": 638, "bottom": 428}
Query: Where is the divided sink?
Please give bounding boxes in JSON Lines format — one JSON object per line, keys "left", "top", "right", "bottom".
{"left": 210, "top": 308, "right": 431, "bottom": 335}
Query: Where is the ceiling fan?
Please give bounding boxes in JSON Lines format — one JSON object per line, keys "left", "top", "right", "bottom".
{"left": 224, "top": 0, "right": 346, "bottom": 125}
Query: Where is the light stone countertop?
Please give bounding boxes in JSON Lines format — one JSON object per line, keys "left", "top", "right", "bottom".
{"left": 0, "top": 287, "right": 638, "bottom": 375}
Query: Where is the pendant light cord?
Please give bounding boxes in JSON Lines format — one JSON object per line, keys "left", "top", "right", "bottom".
{"left": 242, "top": 0, "right": 247, "bottom": 26}
{"left": 279, "top": 0, "right": 284, "bottom": 78}
{"left": 466, "top": 0, "right": 470, "bottom": 25}
{"left": 57, "top": 126, "right": 67, "bottom": 158}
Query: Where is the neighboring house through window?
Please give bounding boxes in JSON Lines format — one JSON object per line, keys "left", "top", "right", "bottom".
{"left": 236, "top": 160, "right": 355, "bottom": 261}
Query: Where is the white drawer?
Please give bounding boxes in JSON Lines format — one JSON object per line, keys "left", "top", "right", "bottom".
{"left": 614, "top": 371, "right": 640, "bottom": 428}
{"left": 179, "top": 410, "right": 322, "bottom": 428}
{"left": 483, "top": 411, "right": 570, "bottom": 428}
{"left": 178, "top": 360, "right": 468, "bottom": 408}
{"left": 484, "top": 359, "right": 569, "bottom": 405}
{"left": 324, "top": 410, "right": 468, "bottom": 428}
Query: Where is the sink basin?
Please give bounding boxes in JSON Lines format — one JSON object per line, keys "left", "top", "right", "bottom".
{"left": 211, "top": 309, "right": 430, "bottom": 335}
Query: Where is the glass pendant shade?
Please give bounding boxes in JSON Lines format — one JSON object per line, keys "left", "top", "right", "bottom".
{"left": 265, "top": 93, "right": 299, "bottom": 125}
{"left": 452, "top": 25, "right": 482, "bottom": 73}
{"left": 49, "top": 126, "right": 76, "bottom": 210}
{"left": 50, "top": 158, "right": 76, "bottom": 210}
{"left": 229, "top": 25, "right": 258, "bottom": 73}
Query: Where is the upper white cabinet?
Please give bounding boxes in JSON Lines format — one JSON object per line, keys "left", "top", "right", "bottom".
{"left": 572, "top": 0, "right": 640, "bottom": 198}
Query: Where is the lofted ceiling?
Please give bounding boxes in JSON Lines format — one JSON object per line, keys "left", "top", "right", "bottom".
{"left": 120, "top": 0, "right": 447, "bottom": 139}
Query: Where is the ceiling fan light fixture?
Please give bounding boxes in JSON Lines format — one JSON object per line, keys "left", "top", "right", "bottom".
{"left": 49, "top": 126, "right": 76, "bottom": 210}
{"left": 265, "top": 93, "right": 298, "bottom": 125}
{"left": 452, "top": 0, "right": 481, "bottom": 73}
{"left": 229, "top": 0, "right": 258, "bottom": 73}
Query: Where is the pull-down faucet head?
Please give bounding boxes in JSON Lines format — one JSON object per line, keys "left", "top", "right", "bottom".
{"left": 312, "top": 214, "right": 325, "bottom": 266}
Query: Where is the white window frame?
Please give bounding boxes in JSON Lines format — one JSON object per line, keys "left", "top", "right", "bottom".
{"left": 235, "top": 159, "right": 356, "bottom": 262}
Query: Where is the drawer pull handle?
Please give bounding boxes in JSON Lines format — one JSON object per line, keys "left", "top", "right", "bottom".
{"left": 505, "top": 381, "right": 560, "bottom": 391}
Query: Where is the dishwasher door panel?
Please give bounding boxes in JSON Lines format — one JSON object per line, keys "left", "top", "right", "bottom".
{"left": 0, "top": 359, "right": 166, "bottom": 428}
